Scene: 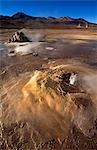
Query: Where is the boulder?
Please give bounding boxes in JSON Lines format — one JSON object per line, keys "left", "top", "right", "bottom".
{"left": 8, "top": 31, "right": 30, "bottom": 43}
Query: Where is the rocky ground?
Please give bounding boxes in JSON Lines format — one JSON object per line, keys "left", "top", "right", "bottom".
{"left": 0, "top": 29, "right": 97, "bottom": 149}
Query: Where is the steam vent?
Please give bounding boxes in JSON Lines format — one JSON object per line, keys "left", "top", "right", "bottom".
{"left": 1, "top": 63, "right": 97, "bottom": 149}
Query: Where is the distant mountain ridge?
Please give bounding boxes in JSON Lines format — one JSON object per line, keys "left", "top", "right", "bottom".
{"left": 0, "top": 12, "right": 97, "bottom": 29}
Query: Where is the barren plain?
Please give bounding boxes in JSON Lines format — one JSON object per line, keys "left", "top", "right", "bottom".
{"left": 0, "top": 29, "right": 97, "bottom": 150}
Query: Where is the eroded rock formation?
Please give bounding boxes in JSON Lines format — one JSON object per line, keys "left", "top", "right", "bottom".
{"left": 8, "top": 31, "right": 30, "bottom": 42}
{"left": 17, "top": 64, "right": 97, "bottom": 138}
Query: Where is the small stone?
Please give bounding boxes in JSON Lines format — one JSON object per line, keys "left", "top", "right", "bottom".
{"left": 33, "top": 52, "right": 38, "bottom": 56}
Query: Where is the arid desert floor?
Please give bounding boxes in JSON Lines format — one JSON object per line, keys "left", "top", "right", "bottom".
{"left": 0, "top": 29, "right": 97, "bottom": 150}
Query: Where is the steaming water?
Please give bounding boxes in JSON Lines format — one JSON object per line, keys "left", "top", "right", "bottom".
{"left": 0, "top": 42, "right": 7, "bottom": 51}
{"left": 0, "top": 42, "right": 8, "bottom": 62}
{"left": 15, "top": 42, "right": 41, "bottom": 55}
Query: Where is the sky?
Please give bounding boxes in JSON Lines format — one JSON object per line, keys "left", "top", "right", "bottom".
{"left": 0, "top": 0, "right": 97, "bottom": 23}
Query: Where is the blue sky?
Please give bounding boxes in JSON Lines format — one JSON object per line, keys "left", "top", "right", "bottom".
{"left": 0, "top": 0, "right": 97, "bottom": 23}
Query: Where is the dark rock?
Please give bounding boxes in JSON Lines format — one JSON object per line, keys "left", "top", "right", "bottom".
{"left": 33, "top": 52, "right": 38, "bottom": 56}
{"left": 8, "top": 31, "right": 30, "bottom": 43}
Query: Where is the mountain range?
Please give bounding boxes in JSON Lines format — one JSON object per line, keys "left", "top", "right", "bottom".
{"left": 0, "top": 12, "right": 97, "bottom": 29}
